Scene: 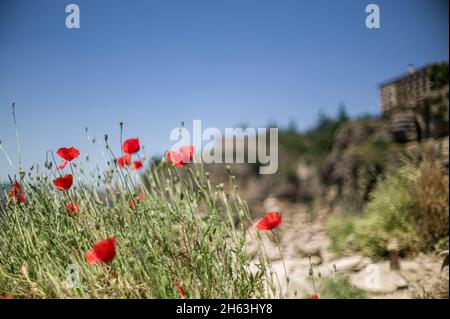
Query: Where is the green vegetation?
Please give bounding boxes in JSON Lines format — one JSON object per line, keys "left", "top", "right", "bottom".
{"left": 428, "top": 62, "right": 449, "bottom": 90}
{"left": 326, "top": 161, "right": 449, "bottom": 259}
{"left": 319, "top": 273, "right": 366, "bottom": 299}
{"left": 0, "top": 158, "right": 272, "bottom": 298}
{"left": 325, "top": 216, "right": 355, "bottom": 255}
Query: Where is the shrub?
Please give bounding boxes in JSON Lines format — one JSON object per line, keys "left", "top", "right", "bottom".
{"left": 409, "top": 162, "right": 449, "bottom": 250}
{"left": 353, "top": 164, "right": 421, "bottom": 258}
{"left": 319, "top": 273, "right": 366, "bottom": 299}
{"left": 325, "top": 216, "right": 355, "bottom": 255}
{"left": 327, "top": 161, "right": 449, "bottom": 259}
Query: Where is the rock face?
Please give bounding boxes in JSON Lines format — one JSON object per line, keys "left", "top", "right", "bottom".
{"left": 296, "top": 161, "right": 321, "bottom": 202}
{"left": 390, "top": 110, "right": 420, "bottom": 143}
{"left": 321, "top": 118, "right": 395, "bottom": 211}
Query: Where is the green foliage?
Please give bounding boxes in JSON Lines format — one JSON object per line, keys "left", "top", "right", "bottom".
{"left": 326, "top": 161, "right": 449, "bottom": 259}
{"left": 319, "top": 273, "right": 366, "bottom": 299}
{"left": 352, "top": 164, "right": 421, "bottom": 258}
{"left": 325, "top": 216, "right": 355, "bottom": 255}
{"left": 428, "top": 62, "right": 449, "bottom": 90}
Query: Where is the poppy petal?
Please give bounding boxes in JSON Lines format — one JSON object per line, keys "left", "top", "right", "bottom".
{"left": 9, "top": 181, "right": 26, "bottom": 203}
{"left": 85, "top": 250, "right": 101, "bottom": 264}
{"left": 176, "top": 281, "right": 186, "bottom": 297}
{"left": 53, "top": 174, "right": 73, "bottom": 191}
{"left": 167, "top": 146, "right": 195, "bottom": 167}
{"left": 122, "top": 138, "right": 140, "bottom": 155}
{"left": 132, "top": 160, "right": 143, "bottom": 170}
{"left": 118, "top": 154, "right": 131, "bottom": 168}
{"left": 85, "top": 237, "right": 116, "bottom": 264}
{"left": 57, "top": 160, "right": 68, "bottom": 170}
{"left": 57, "top": 147, "right": 80, "bottom": 161}
{"left": 255, "top": 211, "right": 282, "bottom": 230}
{"left": 65, "top": 202, "right": 80, "bottom": 214}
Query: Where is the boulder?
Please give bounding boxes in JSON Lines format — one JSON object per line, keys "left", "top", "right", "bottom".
{"left": 350, "top": 263, "right": 408, "bottom": 294}
{"left": 331, "top": 256, "right": 372, "bottom": 272}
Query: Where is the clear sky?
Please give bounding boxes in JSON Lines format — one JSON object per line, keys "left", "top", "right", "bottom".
{"left": 0, "top": 0, "right": 448, "bottom": 180}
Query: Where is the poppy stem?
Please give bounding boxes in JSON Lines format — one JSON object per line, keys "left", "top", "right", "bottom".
{"left": 308, "top": 256, "right": 318, "bottom": 296}
{"left": 271, "top": 229, "right": 288, "bottom": 296}
{"left": 0, "top": 142, "right": 17, "bottom": 170}
{"left": 11, "top": 102, "right": 22, "bottom": 169}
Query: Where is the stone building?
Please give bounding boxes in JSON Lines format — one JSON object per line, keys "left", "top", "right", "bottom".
{"left": 380, "top": 65, "right": 432, "bottom": 113}
{"left": 379, "top": 63, "right": 449, "bottom": 143}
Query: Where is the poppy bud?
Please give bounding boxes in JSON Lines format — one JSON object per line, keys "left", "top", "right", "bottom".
{"left": 104, "top": 134, "right": 109, "bottom": 142}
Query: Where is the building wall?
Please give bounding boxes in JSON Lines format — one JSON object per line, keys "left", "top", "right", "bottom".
{"left": 380, "top": 67, "right": 431, "bottom": 113}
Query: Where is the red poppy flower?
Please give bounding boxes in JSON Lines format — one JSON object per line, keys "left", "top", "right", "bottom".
{"left": 85, "top": 237, "right": 116, "bottom": 264}
{"left": 53, "top": 174, "right": 73, "bottom": 191}
{"left": 132, "top": 160, "right": 143, "bottom": 171}
{"left": 311, "top": 294, "right": 319, "bottom": 299}
{"left": 129, "top": 193, "right": 145, "bottom": 209}
{"left": 9, "top": 181, "right": 26, "bottom": 203}
{"left": 65, "top": 202, "right": 80, "bottom": 214}
{"left": 255, "top": 211, "right": 282, "bottom": 230}
{"left": 57, "top": 160, "right": 68, "bottom": 170}
{"left": 176, "top": 281, "right": 186, "bottom": 297}
{"left": 122, "top": 138, "right": 140, "bottom": 155}
{"left": 57, "top": 147, "right": 80, "bottom": 161}
{"left": 0, "top": 296, "right": 14, "bottom": 299}
{"left": 167, "top": 145, "right": 195, "bottom": 167}
{"left": 118, "top": 154, "right": 132, "bottom": 168}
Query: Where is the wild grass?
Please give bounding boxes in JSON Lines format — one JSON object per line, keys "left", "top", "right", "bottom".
{"left": 0, "top": 141, "right": 274, "bottom": 298}
{"left": 319, "top": 273, "right": 366, "bottom": 299}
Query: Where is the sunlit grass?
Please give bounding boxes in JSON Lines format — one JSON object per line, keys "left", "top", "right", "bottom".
{"left": 0, "top": 145, "right": 273, "bottom": 298}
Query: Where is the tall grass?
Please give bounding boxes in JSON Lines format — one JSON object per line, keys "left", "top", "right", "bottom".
{"left": 0, "top": 142, "right": 274, "bottom": 298}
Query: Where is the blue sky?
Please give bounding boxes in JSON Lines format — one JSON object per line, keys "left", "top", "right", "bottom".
{"left": 0, "top": 0, "right": 448, "bottom": 179}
